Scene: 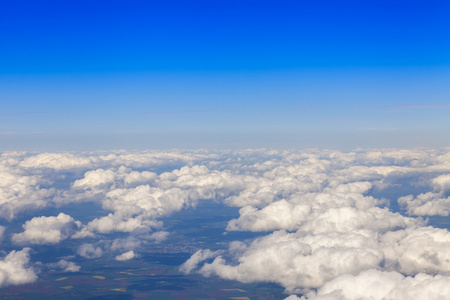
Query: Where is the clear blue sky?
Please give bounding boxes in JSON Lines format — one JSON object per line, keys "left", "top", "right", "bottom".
{"left": 1, "top": 0, "right": 449, "bottom": 150}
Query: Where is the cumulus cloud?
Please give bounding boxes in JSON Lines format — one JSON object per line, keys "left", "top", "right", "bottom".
{"left": 87, "top": 213, "right": 162, "bottom": 234}
{"left": 111, "top": 236, "right": 142, "bottom": 252}
{"left": 381, "top": 226, "right": 450, "bottom": 275}
{"left": 18, "top": 152, "right": 96, "bottom": 170}
{"left": 431, "top": 174, "right": 450, "bottom": 192}
{"left": 398, "top": 193, "right": 450, "bottom": 216}
{"left": 0, "top": 166, "right": 55, "bottom": 220}
{"left": 178, "top": 149, "right": 450, "bottom": 297}
{"left": 180, "top": 249, "right": 222, "bottom": 274}
{"left": 0, "top": 248, "right": 38, "bottom": 287}
{"left": 12, "top": 213, "right": 81, "bottom": 245}
{"left": 190, "top": 230, "right": 385, "bottom": 292}
{"left": 77, "top": 243, "right": 103, "bottom": 259}
{"left": 73, "top": 169, "right": 116, "bottom": 188}
{"left": 296, "top": 270, "right": 450, "bottom": 300}
{"left": 50, "top": 259, "right": 81, "bottom": 272}
{"left": 148, "top": 231, "right": 169, "bottom": 243}
{"left": 115, "top": 250, "right": 135, "bottom": 261}
{"left": 190, "top": 219, "right": 450, "bottom": 295}
{"left": 227, "top": 200, "right": 311, "bottom": 232}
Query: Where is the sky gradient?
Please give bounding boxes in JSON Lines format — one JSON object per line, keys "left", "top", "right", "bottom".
{"left": 1, "top": 0, "right": 450, "bottom": 150}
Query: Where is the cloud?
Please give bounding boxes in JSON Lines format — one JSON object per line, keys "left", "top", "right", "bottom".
{"left": 0, "top": 248, "right": 38, "bottom": 287}
{"left": 0, "top": 165, "right": 55, "bottom": 220}
{"left": 431, "top": 174, "right": 450, "bottom": 192}
{"left": 296, "top": 269, "right": 450, "bottom": 300}
{"left": 73, "top": 169, "right": 116, "bottom": 188}
{"left": 50, "top": 259, "right": 81, "bottom": 272}
{"left": 77, "top": 243, "right": 103, "bottom": 259}
{"left": 4, "top": 147, "right": 450, "bottom": 295}
{"left": 87, "top": 214, "right": 162, "bottom": 234}
{"left": 148, "top": 231, "right": 169, "bottom": 243}
{"left": 227, "top": 200, "right": 311, "bottom": 232}
{"left": 397, "top": 173, "right": 450, "bottom": 216}
{"left": 178, "top": 149, "right": 450, "bottom": 296}
{"left": 115, "top": 250, "right": 135, "bottom": 261}
{"left": 18, "top": 152, "right": 96, "bottom": 170}
{"left": 12, "top": 213, "right": 81, "bottom": 245}
{"left": 381, "top": 226, "right": 450, "bottom": 275}
{"left": 111, "top": 236, "right": 142, "bottom": 252}
{"left": 192, "top": 230, "right": 385, "bottom": 292}
{"left": 398, "top": 193, "right": 450, "bottom": 216}
{"left": 190, "top": 218, "right": 449, "bottom": 294}
{"left": 180, "top": 249, "right": 222, "bottom": 274}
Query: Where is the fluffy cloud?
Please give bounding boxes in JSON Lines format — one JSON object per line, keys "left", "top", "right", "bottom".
{"left": 294, "top": 270, "right": 450, "bottom": 300}
{"left": 178, "top": 149, "right": 450, "bottom": 297}
{"left": 381, "top": 226, "right": 450, "bottom": 275}
{"left": 3, "top": 148, "right": 450, "bottom": 295}
{"left": 115, "top": 250, "right": 135, "bottom": 261}
{"left": 50, "top": 259, "right": 81, "bottom": 272}
{"left": 189, "top": 219, "right": 450, "bottom": 294}
{"left": 189, "top": 230, "right": 384, "bottom": 292}
{"left": 398, "top": 193, "right": 450, "bottom": 216}
{"left": 431, "top": 174, "right": 450, "bottom": 192}
{"left": 87, "top": 214, "right": 162, "bottom": 234}
{"left": 18, "top": 152, "right": 96, "bottom": 170}
{"left": 12, "top": 213, "right": 81, "bottom": 245}
{"left": 111, "top": 236, "right": 142, "bottom": 252}
{"left": 102, "top": 185, "right": 197, "bottom": 218}
{"left": 73, "top": 169, "right": 116, "bottom": 188}
{"left": 77, "top": 243, "right": 103, "bottom": 259}
{"left": 180, "top": 249, "right": 222, "bottom": 274}
{"left": 0, "top": 166, "right": 55, "bottom": 220}
{"left": 227, "top": 200, "right": 311, "bottom": 232}
{"left": 148, "top": 231, "right": 170, "bottom": 243}
{"left": 0, "top": 248, "right": 38, "bottom": 287}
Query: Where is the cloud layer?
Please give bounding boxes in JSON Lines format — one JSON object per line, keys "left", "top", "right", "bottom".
{"left": 2, "top": 148, "right": 450, "bottom": 297}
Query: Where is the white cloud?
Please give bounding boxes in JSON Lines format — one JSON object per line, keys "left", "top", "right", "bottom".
{"left": 18, "top": 152, "right": 96, "bottom": 170}
{"left": 381, "top": 226, "right": 450, "bottom": 275}
{"left": 77, "top": 243, "right": 103, "bottom": 259}
{"left": 432, "top": 174, "right": 450, "bottom": 192}
{"left": 111, "top": 236, "right": 142, "bottom": 252}
{"left": 193, "top": 230, "right": 386, "bottom": 292}
{"left": 298, "top": 269, "right": 450, "bottom": 300}
{"left": 87, "top": 213, "right": 162, "bottom": 234}
{"left": 12, "top": 213, "right": 81, "bottom": 245}
{"left": 5, "top": 148, "right": 450, "bottom": 295}
{"left": 180, "top": 249, "right": 222, "bottom": 274}
{"left": 148, "top": 231, "right": 169, "bottom": 243}
{"left": 51, "top": 259, "right": 81, "bottom": 272}
{"left": 115, "top": 250, "right": 135, "bottom": 261}
{"left": 0, "top": 167, "right": 55, "bottom": 220}
{"left": 73, "top": 169, "right": 116, "bottom": 188}
{"left": 178, "top": 148, "right": 450, "bottom": 296}
{"left": 227, "top": 200, "right": 311, "bottom": 232}
{"left": 398, "top": 193, "right": 450, "bottom": 216}
{"left": 0, "top": 248, "right": 38, "bottom": 287}
{"left": 123, "top": 170, "right": 157, "bottom": 185}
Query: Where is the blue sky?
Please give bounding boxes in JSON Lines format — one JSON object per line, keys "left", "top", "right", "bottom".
{"left": 1, "top": 0, "right": 449, "bottom": 150}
